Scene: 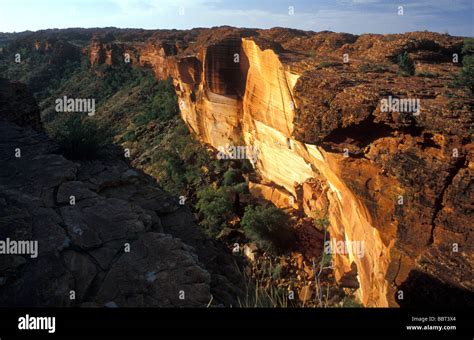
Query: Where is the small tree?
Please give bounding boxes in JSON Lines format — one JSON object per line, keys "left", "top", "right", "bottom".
{"left": 196, "top": 186, "right": 234, "bottom": 236}
{"left": 241, "top": 205, "right": 294, "bottom": 254}
{"left": 451, "top": 38, "right": 474, "bottom": 94}
{"left": 397, "top": 51, "right": 415, "bottom": 76}
{"left": 48, "top": 114, "right": 111, "bottom": 160}
{"left": 222, "top": 168, "right": 245, "bottom": 186}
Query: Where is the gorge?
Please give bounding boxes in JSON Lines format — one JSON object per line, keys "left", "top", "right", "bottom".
{"left": 94, "top": 27, "right": 472, "bottom": 307}
{"left": 1, "top": 27, "right": 473, "bottom": 307}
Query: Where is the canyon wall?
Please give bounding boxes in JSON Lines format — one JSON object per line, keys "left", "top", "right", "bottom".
{"left": 164, "top": 36, "right": 393, "bottom": 306}
{"left": 88, "top": 28, "right": 473, "bottom": 307}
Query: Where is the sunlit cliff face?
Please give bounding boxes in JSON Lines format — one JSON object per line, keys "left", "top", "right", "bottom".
{"left": 120, "top": 30, "right": 472, "bottom": 307}
{"left": 147, "top": 37, "right": 392, "bottom": 306}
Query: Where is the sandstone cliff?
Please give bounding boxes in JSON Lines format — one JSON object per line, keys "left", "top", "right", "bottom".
{"left": 4, "top": 27, "right": 472, "bottom": 307}
{"left": 89, "top": 27, "right": 473, "bottom": 307}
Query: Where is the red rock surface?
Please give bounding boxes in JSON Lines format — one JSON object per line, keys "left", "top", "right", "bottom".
{"left": 27, "top": 27, "right": 474, "bottom": 306}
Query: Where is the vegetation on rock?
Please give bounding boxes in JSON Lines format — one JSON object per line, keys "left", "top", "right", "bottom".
{"left": 196, "top": 186, "right": 235, "bottom": 237}
{"left": 450, "top": 38, "right": 474, "bottom": 93}
{"left": 241, "top": 205, "right": 294, "bottom": 254}
{"left": 222, "top": 168, "right": 245, "bottom": 186}
{"left": 397, "top": 51, "right": 415, "bottom": 76}
{"left": 48, "top": 114, "right": 111, "bottom": 160}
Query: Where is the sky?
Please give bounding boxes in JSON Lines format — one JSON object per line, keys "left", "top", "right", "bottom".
{"left": 0, "top": 0, "right": 472, "bottom": 36}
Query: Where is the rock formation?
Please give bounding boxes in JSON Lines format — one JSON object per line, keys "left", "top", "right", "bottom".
{"left": 2, "top": 27, "right": 472, "bottom": 307}
{"left": 93, "top": 27, "right": 472, "bottom": 307}
{"left": 0, "top": 78, "right": 42, "bottom": 130}
{"left": 0, "top": 79, "right": 243, "bottom": 307}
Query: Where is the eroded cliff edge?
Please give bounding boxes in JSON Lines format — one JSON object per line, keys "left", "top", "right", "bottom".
{"left": 88, "top": 28, "right": 473, "bottom": 306}
{"left": 0, "top": 77, "right": 245, "bottom": 307}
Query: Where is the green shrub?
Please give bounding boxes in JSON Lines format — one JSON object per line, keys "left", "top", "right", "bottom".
{"left": 122, "top": 130, "right": 136, "bottom": 142}
{"left": 150, "top": 80, "right": 179, "bottom": 120}
{"left": 321, "top": 250, "right": 332, "bottom": 268}
{"left": 149, "top": 120, "right": 215, "bottom": 195}
{"left": 160, "top": 148, "right": 187, "bottom": 192}
{"left": 233, "top": 182, "right": 249, "bottom": 194}
{"left": 132, "top": 111, "right": 155, "bottom": 127}
{"left": 241, "top": 205, "right": 294, "bottom": 254}
{"left": 313, "top": 211, "right": 330, "bottom": 231}
{"left": 132, "top": 80, "right": 178, "bottom": 126}
{"left": 222, "top": 168, "right": 245, "bottom": 186}
{"left": 48, "top": 114, "right": 111, "bottom": 160}
{"left": 272, "top": 264, "right": 283, "bottom": 279}
{"left": 461, "top": 37, "right": 474, "bottom": 55}
{"left": 457, "top": 55, "right": 474, "bottom": 93}
{"left": 316, "top": 61, "right": 340, "bottom": 70}
{"left": 450, "top": 38, "right": 474, "bottom": 94}
{"left": 196, "top": 186, "right": 235, "bottom": 236}
{"left": 397, "top": 51, "right": 415, "bottom": 76}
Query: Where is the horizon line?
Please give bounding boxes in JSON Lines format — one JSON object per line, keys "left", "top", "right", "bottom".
{"left": 1, "top": 26, "right": 472, "bottom": 39}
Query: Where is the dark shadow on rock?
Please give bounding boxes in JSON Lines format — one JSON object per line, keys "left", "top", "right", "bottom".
{"left": 397, "top": 270, "right": 474, "bottom": 307}
{"left": 0, "top": 117, "right": 244, "bottom": 307}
